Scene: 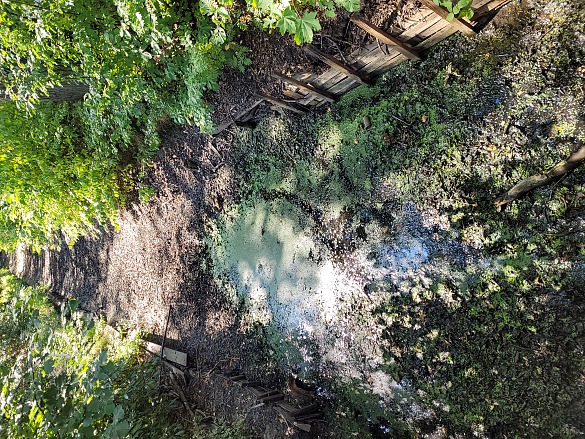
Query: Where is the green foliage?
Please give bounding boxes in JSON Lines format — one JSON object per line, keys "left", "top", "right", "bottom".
{"left": 0, "top": 101, "right": 121, "bottom": 252}
{"left": 432, "top": 0, "right": 474, "bottom": 21}
{"left": 206, "top": 0, "right": 360, "bottom": 45}
{"left": 0, "top": 269, "right": 253, "bottom": 438}
{"left": 0, "top": 0, "right": 251, "bottom": 251}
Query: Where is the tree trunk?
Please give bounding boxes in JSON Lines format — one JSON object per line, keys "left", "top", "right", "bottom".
{"left": 1, "top": 81, "right": 88, "bottom": 102}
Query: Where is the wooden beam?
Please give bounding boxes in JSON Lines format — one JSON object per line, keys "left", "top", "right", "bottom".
{"left": 213, "top": 98, "right": 264, "bottom": 135}
{"left": 144, "top": 341, "right": 188, "bottom": 366}
{"left": 350, "top": 16, "right": 421, "bottom": 60}
{"left": 419, "top": 0, "right": 477, "bottom": 37}
{"left": 254, "top": 92, "right": 307, "bottom": 115}
{"left": 272, "top": 72, "right": 337, "bottom": 102}
{"left": 472, "top": 0, "right": 513, "bottom": 19}
{"left": 304, "top": 45, "right": 368, "bottom": 85}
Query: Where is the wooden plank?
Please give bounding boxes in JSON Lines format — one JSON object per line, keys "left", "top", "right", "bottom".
{"left": 351, "top": 16, "right": 421, "bottom": 60}
{"left": 272, "top": 72, "right": 336, "bottom": 102}
{"left": 255, "top": 93, "right": 307, "bottom": 115}
{"left": 290, "top": 403, "right": 320, "bottom": 417}
{"left": 162, "top": 359, "right": 185, "bottom": 379}
{"left": 144, "top": 341, "right": 187, "bottom": 366}
{"left": 351, "top": 46, "right": 386, "bottom": 70}
{"left": 248, "top": 386, "right": 274, "bottom": 398}
{"left": 298, "top": 95, "right": 323, "bottom": 107}
{"left": 397, "top": 9, "right": 437, "bottom": 40}
{"left": 293, "top": 72, "right": 317, "bottom": 83}
{"left": 359, "top": 53, "right": 403, "bottom": 75}
{"left": 293, "top": 422, "right": 311, "bottom": 432}
{"left": 282, "top": 89, "right": 307, "bottom": 100}
{"left": 274, "top": 406, "right": 297, "bottom": 423}
{"left": 473, "top": 0, "right": 512, "bottom": 18}
{"left": 213, "top": 99, "right": 263, "bottom": 135}
{"left": 305, "top": 45, "right": 369, "bottom": 85}
{"left": 415, "top": 24, "right": 458, "bottom": 51}
{"left": 373, "top": 54, "right": 408, "bottom": 76}
{"left": 327, "top": 77, "right": 359, "bottom": 95}
{"left": 419, "top": 0, "right": 477, "bottom": 36}
{"left": 319, "top": 71, "right": 346, "bottom": 90}
{"left": 400, "top": 14, "right": 443, "bottom": 44}
{"left": 259, "top": 393, "right": 284, "bottom": 403}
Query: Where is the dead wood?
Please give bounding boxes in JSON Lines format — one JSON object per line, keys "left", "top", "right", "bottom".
{"left": 495, "top": 144, "right": 585, "bottom": 211}
{"left": 169, "top": 370, "right": 197, "bottom": 420}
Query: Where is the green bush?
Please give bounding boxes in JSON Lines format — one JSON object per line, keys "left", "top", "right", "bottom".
{"left": 0, "top": 101, "right": 120, "bottom": 252}
{"left": 0, "top": 0, "right": 251, "bottom": 251}
{"left": 0, "top": 269, "right": 255, "bottom": 438}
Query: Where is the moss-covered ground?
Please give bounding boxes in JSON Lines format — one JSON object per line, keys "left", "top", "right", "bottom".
{"left": 205, "top": 1, "right": 585, "bottom": 436}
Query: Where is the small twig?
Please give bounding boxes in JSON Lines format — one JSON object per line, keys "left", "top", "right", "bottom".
{"left": 321, "top": 34, "right": 361, "bottom": 48}
{"left": 207, "top": 141, "right": 223, "bottom": 161}
{"left": 207, "top": 360, "right": 225, "bottom": 377}
{"left": 389, "top": 114, "right": 410, "bottom": 126}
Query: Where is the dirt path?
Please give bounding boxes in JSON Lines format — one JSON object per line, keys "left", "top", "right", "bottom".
{"left": 8, "top": 123, "right": 306, "bottom": 436}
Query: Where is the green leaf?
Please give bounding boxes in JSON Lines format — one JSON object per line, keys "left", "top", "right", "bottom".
{"left": 325, "top": 9, "right": 336, "bottom": 17}
{"left": 277, "top": 8, "right": 297, "bottom": 35}
{"left": 453, "top": 4, "right": 460, "bottom": 14}
{"left": 445, "top": 1, "right": 453, "bottom": 12}
{"left": 43, "top": 359, "right": 54, "bottom": 375}
{"left": 296, "top": 11, "right": 321, "bottom": 44}
{"left": 113, "top": 405, "right": 124, "bottom": 422}
{"left": 433, "top": 0, "right": 441, "bottom": 5}
{"left": 345, "top": 0, "right": 361, "bottom": 12}
{"left": 446, "top": 12, "right": 455, "bottom": 21}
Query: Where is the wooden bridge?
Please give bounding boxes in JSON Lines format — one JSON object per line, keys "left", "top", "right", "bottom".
{"left": 214, "top": 0, "right": 511, "bottom": 134}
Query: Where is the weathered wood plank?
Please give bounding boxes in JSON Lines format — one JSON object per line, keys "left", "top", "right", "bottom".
{"left": 255, "top": 92, "right": 307, "bottom": 114}
{"left": 473, "top": 0, "right": 512, "bottom": 17}
{"left": 144, "top": 341, "right": 188, "bottom": 366}
{"left": 414, "top": 24, "right": 457, "bottom": 51}
{"left": 305, "top": 45, "right": 369, "bottom": 85}
{"left": 403, "top": 14, "right": 444, "bottom": 44}
{"left": 259, "top": 393, "right": 284, "bottom": 403}
{"left": 282, "top": 89, "right": 307, "bottom": 100}
{"left": 359, "top": 52, "right": 402, "bottom": 75}
{"left": 374, "top": 54, "right": 408, "bottom": 75}
{"left": 213, "top": 99, "right": 263, "bottom": 135}
{"left": 417, "top": 18, "right": 451, "bottom": 41}
{"left": 319, "top": 71, "right": 346, "bottom": 90}
{"left": 351, "top": 46, "right": 386, "bottom": 70}
{"left": 327, "top": 77, "right": 359, "bottom": 95}
{"left": 289, "top": 403, "right": 320, "bottom": 417}
{"left": 351, "top": 16, "right": 421, "bottom": 60}
{"left": 272, "top": 72, "right": 337, "bottom": 102}
{"left": 398, "top": 10, "right": 438, "bottom": 42}
{"left": 419, "top": 0, "right": 477, "bottom": 36}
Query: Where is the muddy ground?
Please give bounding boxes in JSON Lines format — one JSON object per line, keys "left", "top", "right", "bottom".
{"left": 6, "top": 0, "right": 585, "bottom": 437}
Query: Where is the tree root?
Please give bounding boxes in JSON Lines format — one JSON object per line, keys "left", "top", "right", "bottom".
{"left": 495, "top": 144, "right": 585, "bottom": 211}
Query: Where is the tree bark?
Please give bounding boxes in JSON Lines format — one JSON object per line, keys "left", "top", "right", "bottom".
{"left": 1, "top": 82, "right": 88, "bottom": 102}
{"left": 495, "top": 144, "right": 585, "bottom": 211}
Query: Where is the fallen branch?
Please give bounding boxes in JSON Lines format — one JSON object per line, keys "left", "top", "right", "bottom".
{"left": 495, "top": 145, "right": 585, "bottom": 211}
{"left": 169, "top": 371, "right": 197, "bottom": 420}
